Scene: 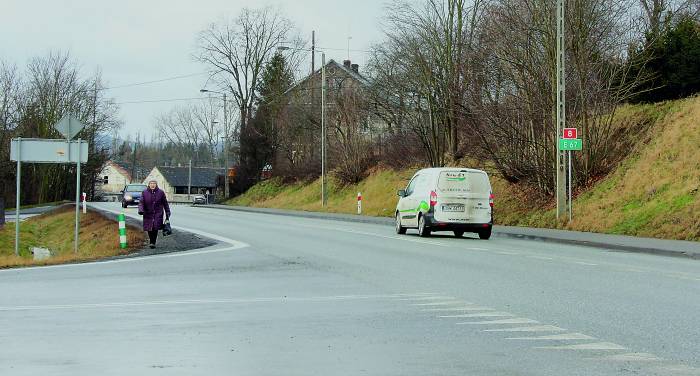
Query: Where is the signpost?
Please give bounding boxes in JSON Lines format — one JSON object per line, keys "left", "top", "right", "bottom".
{"left": 559, "top": 128, "right": 581, "bottom": 222}
{"left": 10, "top": 114, "right": 88, "bottom": 256}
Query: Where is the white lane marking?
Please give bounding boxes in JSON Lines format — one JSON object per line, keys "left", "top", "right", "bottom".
{"left": 598, "top": 353, "right": 663, "bottom": 362}
{"left": 440, "top": 312, "right": 513, "bottom": 318}
{"left": 422, "top": 306, "right": 493, "bottom": 312}
{"left": 396, "top": 296, "right": 456, "bottom": 301}
{"left": 484, "top": 325, "right": 566, "bottom": 332}
{"left": 0, "top": 293, "right": 425, "bottom": 312}
{"left": 535, "top": 342, "right": 626, "bottom": 350}
{"left": 411, "top": 301, "right": 463, "bottom": 306}
{"left": 527, "top": 255, "right": 554, "bottom": 260}
{"left": 506, "top": 333, "right": 595, "bottom": 341}
{"left": 495, "top": 251, "right": 520, "bottom": 255}
{"left": 573, "top": 261, "right": 598, "bottom": 266}
{"left": 458, "top": 318, "right": 540, "bottom": 325}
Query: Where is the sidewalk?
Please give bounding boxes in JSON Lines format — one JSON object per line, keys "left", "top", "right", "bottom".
{"left": 199, "top": 204, "right": 700, "bottom": 259}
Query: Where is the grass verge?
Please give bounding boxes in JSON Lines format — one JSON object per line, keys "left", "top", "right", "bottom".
{"left": 0, "top": 206, "right": 145, "bottom": 268}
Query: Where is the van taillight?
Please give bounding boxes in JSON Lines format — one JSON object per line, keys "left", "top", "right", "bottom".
{"left": 489, "top": 193, "right": 494, "bottom": 208}
{"left": 430, "top": 191, "right": 438, "bottom": 207}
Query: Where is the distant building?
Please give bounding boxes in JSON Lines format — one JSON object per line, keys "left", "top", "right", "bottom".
{"left": 98, "top": 161, "right": 151, "bottom": 202}
{"left": 143, "top": 166, "right": 222, "bottom": 202}
{"left": 277, "top": 59, "right": 388, "bottom": 177}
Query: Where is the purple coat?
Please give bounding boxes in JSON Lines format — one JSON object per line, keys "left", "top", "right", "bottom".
{"left": 138, "top": 188, "right": 171, "bottom": 232}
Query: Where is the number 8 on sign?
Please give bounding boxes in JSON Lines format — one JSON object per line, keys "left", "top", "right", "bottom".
{"left": 563, "top": 128, "right": 577, "bottom": 139}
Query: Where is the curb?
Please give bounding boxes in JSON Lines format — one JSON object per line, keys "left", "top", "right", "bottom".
{"left": 197, "top": 204, "right": 700, "bottom": 260}
{"left": 491, "top": 231, "right": 700, "bottom": 260}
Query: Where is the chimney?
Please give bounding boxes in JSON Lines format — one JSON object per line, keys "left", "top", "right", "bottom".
{"left": 351, "top": 63, "right": 359, "bottom": 73}
{"left": 343, "top": 59, "right": 351, "bottom": 68}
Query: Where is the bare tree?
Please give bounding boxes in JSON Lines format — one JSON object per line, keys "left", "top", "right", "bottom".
{"left": 195, "top": 6, "right": 298, "bottom": 152}
{"left": 368, "top": 0, "right": 488, "bottom": 166}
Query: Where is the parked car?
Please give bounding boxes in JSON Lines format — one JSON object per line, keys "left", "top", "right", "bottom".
{"left": 192, "top": 194, "right": 207, "bottom": 205}
{"left": 395, "top": 168, "right": 494, "bottom": 239}
{"left": 121, "top": 184, "right": 147, "bottom": 208}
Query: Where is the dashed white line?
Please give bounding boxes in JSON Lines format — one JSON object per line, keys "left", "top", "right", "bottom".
{"left": 396, "top": 296, "right": 456, "bottom": 301}
{"left": 599, "top": 353, "right": 663, "bottom": 362}
{"left": 506, "top": 333, "right": 595, "bottom": 341}
{"left": 535, "top": 342, "right": 626, "bottom": 350}
{"left": 411, "top": 301, "right": 463, "bottom": 306}
{"left": 458, "top": 318, "right": 540, "bottom": 325}
{"left": 440, "top": 312, "right": 513, "bottom": 318}
{"left": 484, "top": 325, "right": 566, "bottom": 332}
{"left": 422, "top": 306, "right": 493, "bottom": 312}
{"left": 527, "top": 255, "right": 554, "bottom": 260}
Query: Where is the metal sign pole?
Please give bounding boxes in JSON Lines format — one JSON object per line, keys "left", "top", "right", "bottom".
{"left": 74, "top": 138, "right": 81, "bottom": 254}
{"left": 568, "top": 150, "right": 572, "bottom": 222}
{"left": 15, "top": 138, "right": 21, "bottom": 256}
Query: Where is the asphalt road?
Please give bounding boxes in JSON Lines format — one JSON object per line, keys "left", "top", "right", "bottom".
{"left": 1, "top": 202, "right": 698, "bottom": 375}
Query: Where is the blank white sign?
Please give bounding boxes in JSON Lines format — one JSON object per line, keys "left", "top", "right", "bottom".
{"left": 10, "top": 138, "right": 89, "bottom": 163}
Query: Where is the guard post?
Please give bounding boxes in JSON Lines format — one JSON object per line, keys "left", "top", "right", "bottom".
{"left": 118, "top": 213, "right": 127, "bottom": 249}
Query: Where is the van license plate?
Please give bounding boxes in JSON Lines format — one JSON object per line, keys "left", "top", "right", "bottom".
{"left": 442, "top": 204, "right": 465, "bottom": 212}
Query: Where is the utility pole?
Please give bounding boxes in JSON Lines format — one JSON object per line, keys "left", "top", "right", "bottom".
{"left": 131, "top": 138, "right": 137, "bottom": 184}
{"left": 556, "top": 0, "right": 567, "bottom": 220}
{"left": 188, "top": 159, "right": 192, "bottom": 201}
{"left": 311, "top": 30, "right": 316, "bottom": 75}
{"left": 223, "top": 93, "right": 229, "bottom": 199}
{"left": 321, "top": 52, "right": 327, "bottom": 207}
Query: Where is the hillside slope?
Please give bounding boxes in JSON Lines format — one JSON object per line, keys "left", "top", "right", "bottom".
{"left": 227, "top": 97, "right": 700, "bottom": 241}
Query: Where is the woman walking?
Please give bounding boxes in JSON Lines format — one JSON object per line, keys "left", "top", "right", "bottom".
{"left": 138, "top": 180, "right": 171, "bottom": 249}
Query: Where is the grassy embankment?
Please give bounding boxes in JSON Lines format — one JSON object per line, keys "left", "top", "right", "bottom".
{"left": 227, "top": 97, "right": 700, "bottom": 241}
{"left": 0, "top": 206, "right": 145, "bottom": 268}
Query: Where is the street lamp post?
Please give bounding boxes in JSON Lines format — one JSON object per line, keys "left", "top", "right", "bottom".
{"left": 200, "top": 89, "right": 229, "bottom": 199}
{"left": 278, "top": 45, "right": 327, "bottom": 207}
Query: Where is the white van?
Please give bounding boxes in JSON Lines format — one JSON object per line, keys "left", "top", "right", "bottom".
{"left": 395, "top": 168, "right": 494, "bottom": 239}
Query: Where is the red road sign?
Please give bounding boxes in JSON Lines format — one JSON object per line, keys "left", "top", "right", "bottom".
{"left": 563, "top": 128, "right": 577, "bottom": 139}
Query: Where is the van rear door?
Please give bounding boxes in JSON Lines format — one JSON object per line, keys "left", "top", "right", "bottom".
{"left": 434, "top": 170, "right": 492, "bottom": 224}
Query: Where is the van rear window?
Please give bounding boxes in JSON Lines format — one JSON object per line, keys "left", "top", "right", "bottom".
{"left": 437, "top": 171, "right": 490, "bottom": 193}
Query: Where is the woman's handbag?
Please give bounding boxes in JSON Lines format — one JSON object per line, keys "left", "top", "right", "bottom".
{"left": 162, "top": 220, "right": 172, "bottom": 236}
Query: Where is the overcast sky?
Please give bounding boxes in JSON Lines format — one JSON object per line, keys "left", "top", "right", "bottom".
{"left": 1, "top": 0, "right": 386, "bottom": 139}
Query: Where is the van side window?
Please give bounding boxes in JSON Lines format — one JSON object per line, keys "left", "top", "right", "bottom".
{"left": 406, "top": 176, "right": 419, "bottom": 196}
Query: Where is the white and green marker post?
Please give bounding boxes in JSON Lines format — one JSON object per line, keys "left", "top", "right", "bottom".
{"left": 118, "top": 213, "right": 127, "bottom": 249}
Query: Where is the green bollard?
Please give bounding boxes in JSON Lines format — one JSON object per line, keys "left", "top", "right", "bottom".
{"left": 118, "top": 213, "right": 127, "bottom": 249}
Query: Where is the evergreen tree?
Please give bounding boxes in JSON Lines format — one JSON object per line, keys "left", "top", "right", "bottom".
{"left": 236, "top": 53, "right": 293, "bottom": 193}
{"left": 632, "top": 15, "right": 700, "bottom": 102}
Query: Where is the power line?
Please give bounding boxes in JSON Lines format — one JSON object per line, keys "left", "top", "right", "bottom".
{"left": 103, "top": 72, "right": 208, "bottom": 90}
{"left": 316, "top": 46, "right": 373, "bottom": 54}
{"left": 114, "top": 96, "right": 212, "bottom": 105}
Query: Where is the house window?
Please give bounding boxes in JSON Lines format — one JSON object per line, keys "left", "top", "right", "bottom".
{"left": 175, "top": 186, "right": 188, "bottom": 194}
{"left": 103, "top": 176, "right": 109, "bottom": 185}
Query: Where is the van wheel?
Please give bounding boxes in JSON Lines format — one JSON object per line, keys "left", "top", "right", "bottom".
{"left": 478, "top": 227, "right": 492, "bottom": 240}
{"left": 395, "top": 212, "right": 407, "bottom": 234}
{"left": 121, "top": 202, "right": 127, "bottom": 208}
{"left": 418, "top": 215, "right": 431, "bottom": 237}
{"left": 453, "top": 231, "right": 464, "bottom": 238}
